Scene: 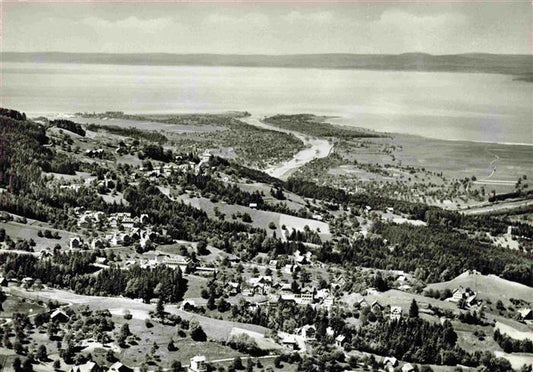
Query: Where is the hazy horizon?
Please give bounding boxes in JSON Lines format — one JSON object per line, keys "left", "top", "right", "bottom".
{"left": 2, "top": 1, "right": 531, "bottom": 55}
{"left": 3, "top": 51, "right": 532, "bottom": 56}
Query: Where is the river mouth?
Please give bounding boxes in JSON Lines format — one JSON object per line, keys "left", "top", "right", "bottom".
{"left": 240, "top": 115, "right": 333, "bottom": 180}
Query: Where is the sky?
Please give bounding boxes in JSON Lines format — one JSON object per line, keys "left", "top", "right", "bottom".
{"left": 1, "top": 1, "right": 531, "bottom": 55}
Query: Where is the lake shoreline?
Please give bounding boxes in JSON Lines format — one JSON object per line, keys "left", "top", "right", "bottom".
{"left": 34, "top": 111, "right": 533, "bottom": 148}
{"left": 7, "top": 62, "right": 530, "bottom": 145}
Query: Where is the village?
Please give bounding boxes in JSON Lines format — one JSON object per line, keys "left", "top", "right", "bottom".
{"left": 0, "top": 109, "right": 531, "bottom": 372}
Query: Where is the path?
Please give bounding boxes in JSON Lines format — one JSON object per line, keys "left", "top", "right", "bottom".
{"left": 460, "top": 198, "right": 533, "bottom": 215}
{"left": 240, "top": 115, "right": 333, "bottom": 180}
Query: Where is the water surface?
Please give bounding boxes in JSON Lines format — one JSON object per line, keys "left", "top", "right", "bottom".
{"left": 1, "top": 62, "right": 531, "bottom": 144}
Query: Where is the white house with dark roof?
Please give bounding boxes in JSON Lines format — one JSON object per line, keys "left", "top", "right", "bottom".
{"left": 300, "top": 324, "right": 316, "bottom": 341}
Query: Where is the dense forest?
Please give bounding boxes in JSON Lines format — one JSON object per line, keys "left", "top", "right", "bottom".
{"left": 86, "top": 123, "right": 168, "bottom": 144}
{"left": 51, "top": 120, "right": 86, "bottom": 136}
{"left": 314, "top": 222, "right": 532, "bottom": 285}
{"left": 0, "top": 252, "right": 187, "bottom": 302}
{"left": 265, "top": 114, "right": 379, "bottom": 139}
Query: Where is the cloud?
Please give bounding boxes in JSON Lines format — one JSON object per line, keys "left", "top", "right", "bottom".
{"left": 82, "top": 16, "right": 172, "bottom": 34}
{"left": 283, "top": 11, "right": 334, "bottom": 24}
{"left": 204, "top": 13, "right": 269, "bottom": 28}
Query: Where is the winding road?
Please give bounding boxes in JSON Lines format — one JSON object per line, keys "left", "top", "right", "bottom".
{"left": 240, "top": 115, "right": 333, "bottom": 180}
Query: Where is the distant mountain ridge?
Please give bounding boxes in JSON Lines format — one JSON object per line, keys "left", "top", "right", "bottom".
{"left": 2, "top": 52, "right": 532, "bottom": 76}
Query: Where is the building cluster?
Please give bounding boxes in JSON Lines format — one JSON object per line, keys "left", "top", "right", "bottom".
{"left": 70, "top": 211, "right": 156, "bottom": 250}
{"left": 68, "top": 355, "right": 208, "bottom": 372}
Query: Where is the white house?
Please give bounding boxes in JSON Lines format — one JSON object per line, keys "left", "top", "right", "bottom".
{"left": 335, "top": 334, "right": 346, "bottom": 348}
{"left": 281, "top": 334, "right": 297, "bottom": 350}
{"left": 300, "top": 324, "right": 316, "bottom": 341}
{"left": 69, "top": 361, "right": 99, "bottom": 372}
{"left": 390, "top": 306, "right": 402, "bottom": 321}
{"left": 69, "top": 237, "right": 83, "bottom": 249}
{"left": 108, "top": 362, "right": 133, "bottom": 372}
{"left": 189, "top": 355, "right": 207, "bottom": 372}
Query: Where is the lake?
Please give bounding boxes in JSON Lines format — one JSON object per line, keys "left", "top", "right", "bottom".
{"left": 1, "top": 62, "right": 531, "bottom": 144}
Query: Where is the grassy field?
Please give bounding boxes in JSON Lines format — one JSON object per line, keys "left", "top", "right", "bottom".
{"left": 236, "top": 181, "right": 307, "bottom": 213}
{"left": 494, "top": 351, "right": 533, "bottom": 370}
{"left": 109, "top": 316, "right": 244, "bottom": 368}
{"left": 293, "top": 127, "right": 532, "bottom": 209}
{"left": 10, "top": 288, "right": 271, "bottom": 341}
{"left": 349, "top": 289, "right": 460, "bottom": 314}
{"left": 3, "top": 286, "right": 284, "bottom": 369}
{"left": 1, "top": 219, "right": 77, "bottom": 252}
{"left": 0, "top": 293, "right": 47, "bottom": 319}
{"left": 495, "top": 319, "right": 533, "bottom": 341}
{"left": 452, "top": 320, "right": 502, "bottom": 353}
{"left": 74, "top": 116, "right": 225, "bottom": 133}
{"left": 388, "top": 135, "right": 532, "bottom": 188}
{"left": 425, "top": 272, "right": 533, "bottom": 307}
{"left": 176, "top": 195, "right": 330, "bottom": 239}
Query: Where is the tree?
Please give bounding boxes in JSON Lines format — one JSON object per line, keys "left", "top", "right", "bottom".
{"left": 22, "top": 358, "right": 33, "bottom": 372}
{"left": 53, "top": 360, "right": 61, "bottom": 370}
{"left": 171, "top": 360, "right": 183, "bottom": 372}
{"left": 0, "top": 289, "right": 6, "bottom": 311}
{"left": 156, "top": 298, "right": 165, "bottom": 319}
{"left": 13, "top": 357, "right": 22, "bottom": 372}
{"left": 151, "top": 341, "right": 158, "bottom": 355}
{"left": 190, "top": 320, "right": 207, "bottom": 341}
{"left": 207, "top": 293, "right": 216, "bottom": 310}
{"left": 37, "top": 345, "right": 48, "bottom": 361}
{"left": 274, "top": 356, "right": 283, "bottom": 368}
{"left": 373, "top": 272, "right": 388, "bottom": 292}
{"left": 167, "top": 338, "right": 177, "bottom": 351}
{"left": 217, "top": 297, "right": 230, "bottom": 312}
{"left": 106, "top": 349, "right": 115, "bottom": 362}
{"left": 246, "top": 358, "right": 254, "bottom": 372}
{"left": 118, "top": 323, "right": 131, "bottom": 347}
{"left": 232, "top": 356, "right": 243, "bottom": 370}
{"left": 409, "top": 299, "right": 419, "bottom": 318}
{"left": 196, "top": 241, "right": 209, "bottom": 255}
{"left": 14, "top": 340, "right": 24, "bottom": 355}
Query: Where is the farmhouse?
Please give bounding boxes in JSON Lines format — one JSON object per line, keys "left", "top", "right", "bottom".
{"left": 189, "top": 355, "right": 207, "bottom": 372}
{"left": 300, "top": 287, "right": 315, "bottom": 304}
{"left": 356, "top": 298, "right": 369, "bottom": 309}
{"left": 69, "top": 361, "right": 100, "bottom": 372}
{"left": 70, "top": 237, "right": 83, "bottom": 249}
{"left": 108, "top": 362, "right": 133, "bottom": 372}
{"left": 384, "top": 357, "right": 399, "bottom": 372}
{"left": 371, "top": 300, "right": 384, "bottom": 312}
{"left": 21, "top": 277, "right": 34, "bottom": 288}
{"left": 518, "top": 308, "right": 532, "bottom": 321}
{"left": 293, "top": 250, "right": 313, "bottom": 265}
{"left": 390, "top": 306, "right": 402, "bottom": 321}
{"left": 281, "top": 334, "right": 298, "bottom": 350}
{"left": 51, "top": 309, "right": 70, "bottom": 323}
{"left": 91, "top": 238, "right": 104, "bottom": 250}
{"left": 335, "top": 334, "right": 346, "bottom": 347}
{"left": 321, "top": 295, "right": 335, "bottom": 312}
{"left": 300, "top": 324, "right": 316, "bottom": 341}
{"left": 226, "top": 281, "right": 241, "bottom": 295}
